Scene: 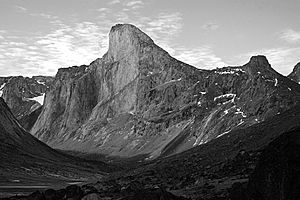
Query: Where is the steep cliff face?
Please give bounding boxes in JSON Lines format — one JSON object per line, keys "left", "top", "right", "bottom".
{"left": 0, "top": 76, "right": 53, "bottom": 127}
{"left": 288, "top": 62, "right": 300, "bottom": 84}
{"left": 31, "top": 24, "right": 300, "bottom": 158}
{"left": 32, "top": 65, "right": 98, "bottom": 143}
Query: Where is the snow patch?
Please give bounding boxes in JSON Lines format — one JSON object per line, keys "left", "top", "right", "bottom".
{"left": 274, "top": 78, "right": 278, "bottom": 87}
{"left": 0, "top": 83, "right": 6, "bottom": 90}
{"left": 235, "top": 108, "right": 247, "bottom": 117}
{"left": 163, "top": 78, "right": 182, "bottom": 84}
{"left": 129, "top": 111, "right": 135, "bottom": 115}
{"left": 217, "top": 130, "right": 230, "bottom": 138}
{"left": 214, "top": 93, "right": 236, "bottom": 102}
{"left": 215, "top": 68, "right": 245, "bottom": 75}
{"left": 170, "top": 78, "right": 182, "bottom": 82}
{"left": 237, "top": 120, "right": 244, "bottom": 126}
{"left": 36, "top": 80, "right": 46, "bottom": 85}
{"left": 28, "top": 93, "right": 45, "bottom": 105}
{"left": 145, "top": 154, "right": 155, "bottom": 160}
{"left": 0, "top": 83, "right": 6, "bottom": 97}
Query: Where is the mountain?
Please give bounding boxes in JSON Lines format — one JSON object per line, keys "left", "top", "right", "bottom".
{"left": 288, "top": 62, "right": 300, "bottom": 84}
{"left": 31, "top": 24, "right": 300, "bottom": 159}
{"left": 0, "top": 76, "right": 54, "bottom": 130}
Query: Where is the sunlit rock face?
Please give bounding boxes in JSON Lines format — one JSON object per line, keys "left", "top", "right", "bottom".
{"left": 31, "top": 24, "right": 300, "bottom": 158}
{"left": 0, "top": 76, "right": 53, "bottom": 130}
{"left": 288, "top": 62, "right": 300, "bottom": 84}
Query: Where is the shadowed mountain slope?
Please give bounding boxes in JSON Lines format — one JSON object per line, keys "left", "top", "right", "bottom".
{"left": 0, "top": 97, "right": 118, "bottom": 192}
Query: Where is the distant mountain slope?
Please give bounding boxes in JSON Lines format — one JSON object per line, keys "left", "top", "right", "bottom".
{"left": 31, "top": 24, "right": 300, "bottom": 158}
{"left": 0, "top": 76, "right": 53, "bottom": 130}
{"left": 288, "top": 62, "right": 300, "bottom": 84}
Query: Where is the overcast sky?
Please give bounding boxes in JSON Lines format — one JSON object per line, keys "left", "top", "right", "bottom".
{"left": 0, "top": 0, "right": 300, "bottom": 76}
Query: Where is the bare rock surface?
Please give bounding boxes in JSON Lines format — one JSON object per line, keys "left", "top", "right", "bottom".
{"left": 31, "top": 24, "right": 300, "bottom": 159}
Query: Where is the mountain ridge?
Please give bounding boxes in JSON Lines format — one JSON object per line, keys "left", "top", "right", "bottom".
{"left": 31, "top": 24, "right": 300, "bottom": 159}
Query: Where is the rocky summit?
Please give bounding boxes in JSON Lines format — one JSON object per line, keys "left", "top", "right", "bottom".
{"left": 31, "top": 24, "right": 300, "bottom": 159}
{"left": 0, "top": 76, "right": 53, "bottom": 130}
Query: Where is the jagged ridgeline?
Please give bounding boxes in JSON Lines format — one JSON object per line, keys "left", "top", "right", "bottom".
{"left": 30, "top": 24, "right": 300, "bottom": 158}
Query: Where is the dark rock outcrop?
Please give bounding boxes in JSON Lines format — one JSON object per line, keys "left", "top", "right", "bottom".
{"left": 288, "top": 62, "right": 300, "bottom": 84}
{"left": 247, "top": 127, "right": 300, "bottom": 200}
{"left": 31, "top": 24, "right": 300, "bottom": 159}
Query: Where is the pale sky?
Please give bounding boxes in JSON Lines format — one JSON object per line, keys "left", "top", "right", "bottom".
{"left": 0, "top": 0, "right": 300, "bottom": 76}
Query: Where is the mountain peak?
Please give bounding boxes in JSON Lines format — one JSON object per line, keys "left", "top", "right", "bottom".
{"left": 245, "top": 55, "right": 275, "bottom": 73}
{"left": 107, "top": 24, "right": 154, "bottom": 61}
{"left": 249, "top": 55, "right": 270, "bottom": 67}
